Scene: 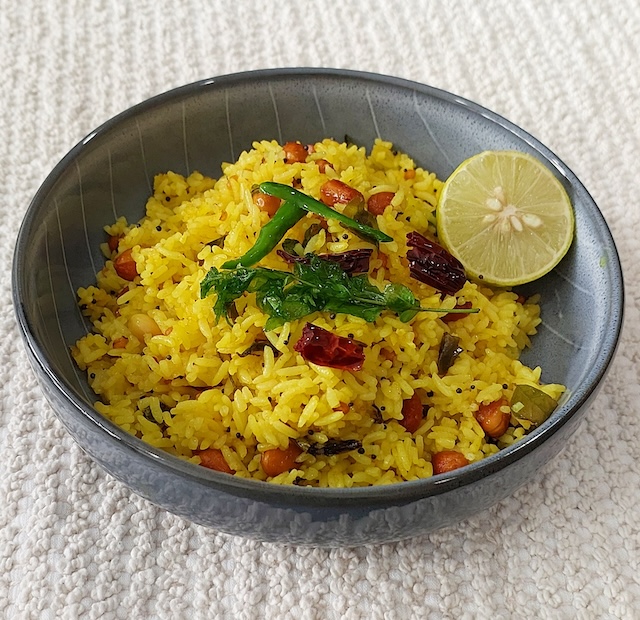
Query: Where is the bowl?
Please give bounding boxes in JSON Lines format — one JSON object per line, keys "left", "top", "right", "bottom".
{"left": 12, "top": 68, "right": 623, "bottom": 546}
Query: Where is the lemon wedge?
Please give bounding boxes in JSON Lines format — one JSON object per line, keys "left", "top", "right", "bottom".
{"left": 436, "top": 150, "right": 574, "bottom": 287}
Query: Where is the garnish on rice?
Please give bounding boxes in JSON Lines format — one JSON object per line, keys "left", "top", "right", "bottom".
{"left": 200, "top": 254, "right": 478, "bottom": 330}
{"left": 205, "top": 184, "right": 478, "bottom": 329}
{"left": 510, "top": 385, "right": 558, "bottom": 428}
{"left": 258, "top": 182, "right": 394, "bottom": 244}
{"left": 406, "top": 231, "right": 467, "bottom": 295}
{"left": 221, "top": 183, "right": 391, "bottom": 270}
{"left": 277, "top": 246, "right": 373, "bottom": 275}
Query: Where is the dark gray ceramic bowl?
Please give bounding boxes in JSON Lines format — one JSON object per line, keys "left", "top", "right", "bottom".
{"left": 12, "top": 68, "right": 623, "bottom": 546}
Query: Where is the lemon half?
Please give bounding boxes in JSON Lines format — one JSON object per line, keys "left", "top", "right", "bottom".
{"left": 436, "top": 150, "right": 574, "bottom": 287}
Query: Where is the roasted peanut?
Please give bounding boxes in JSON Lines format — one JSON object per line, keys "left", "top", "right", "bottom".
{"left": 315, "top": 158, "right": 333, "bottom": 173}
{"left": 475, "top": 398, "right": 511, "bottom": 438}
{"left": 253, "top": 192, "right": 281, "bottom": 217}
{"left": 127, "top": 313, "right": 162, "bottom": 341}
{"left": 261, "top": 440, "right": 302, "bottom": 477}
{"left": 432, "top": 450, "right": 469, "bottom": 474}
{"left": 113, "top": 248, "right": 138, "bottom": 281}
{"left": 107, "top": 234, "right": 123, "bottom": 254}
{"left": 196, "top": 448, "right": 235, "bottom": 474}
{"left": 283, "top": 141, "right": 308, "bottom": 164}
{"left": 367, "top": 192, "right": 395, "bottom": 216}
{"left": 319, "top": 179, "right": 363, "bottom": 206}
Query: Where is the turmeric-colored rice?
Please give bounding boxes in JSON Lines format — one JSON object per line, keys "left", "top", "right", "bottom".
{"left": 71, "top": 139, "right": 564, "bottom": 487}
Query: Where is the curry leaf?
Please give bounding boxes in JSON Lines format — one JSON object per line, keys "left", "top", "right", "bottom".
{"left": 510, "top": 385, "right": 558, "bottom": 427}
{"left": 437, "top": 333, "right": 462, "bottom": 375}
{"left": 200, "top": 267, "right": 257, "bottom": 320}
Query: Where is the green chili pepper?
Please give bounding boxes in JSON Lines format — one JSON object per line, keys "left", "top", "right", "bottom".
{"left": 221, "top": 201, "right": 306, "bottom": 269}
{"left": 259, "top": 182, "right": 394, "bottom": 244}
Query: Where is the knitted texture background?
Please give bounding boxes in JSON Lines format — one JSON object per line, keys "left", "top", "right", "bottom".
{"left": 1, "top": 1, "right": 639, "bottom": 618}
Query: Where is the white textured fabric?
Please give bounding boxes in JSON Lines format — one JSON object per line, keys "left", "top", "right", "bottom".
{"left": 1, "top": 1, "right": 639, "bottom": 618}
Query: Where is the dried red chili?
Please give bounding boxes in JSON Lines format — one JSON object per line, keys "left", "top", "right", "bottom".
{"left": 294, "top": 323, "right": 365, "bottom": 371}
{"left": 441, "top": 301, "right": 474, "bottom": 323}
{"left": 277, "top": 248, "right": 373, "bottom": 275}
{"left": 406, "top": 231, "right": 466, "bottom": 296}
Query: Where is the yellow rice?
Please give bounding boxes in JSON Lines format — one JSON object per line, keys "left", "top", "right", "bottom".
{"left": 72, "top": 138, "right": 564, "bottom": 487}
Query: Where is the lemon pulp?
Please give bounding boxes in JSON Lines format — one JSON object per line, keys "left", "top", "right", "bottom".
{"left": 436, "top": 150, "right": 574, "bottom": 287}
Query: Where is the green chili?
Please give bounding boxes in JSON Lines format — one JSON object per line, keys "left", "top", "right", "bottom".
{"left": 259, "top": 182, "right": 394, "bottom": 244}
{"left": 221, "top": 201, "right": 306, "bottom": 269}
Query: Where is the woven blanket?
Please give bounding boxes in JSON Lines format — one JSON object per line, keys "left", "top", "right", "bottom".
{"left": 1, "top": 1, "right": 638, "bottom": 617}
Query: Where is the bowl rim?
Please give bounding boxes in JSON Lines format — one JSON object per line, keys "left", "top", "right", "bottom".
{"left": 12, "top": 67, "right": 625, "bottom": 507}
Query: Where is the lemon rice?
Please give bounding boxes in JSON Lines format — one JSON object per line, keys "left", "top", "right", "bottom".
{"left": 72, "top": 139, "right": 565, "bottom": 487}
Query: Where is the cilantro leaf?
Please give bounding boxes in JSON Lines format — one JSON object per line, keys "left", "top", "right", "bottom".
{"left": 200, "top": 254, "right": 476, "bottom": 329}
{"left": 200, "top": 267, "right": 257, "bottom": 321}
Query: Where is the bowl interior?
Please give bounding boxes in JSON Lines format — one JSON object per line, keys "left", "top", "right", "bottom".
{"left": 13, "top": 68, "right": 623, "bottom": 492}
